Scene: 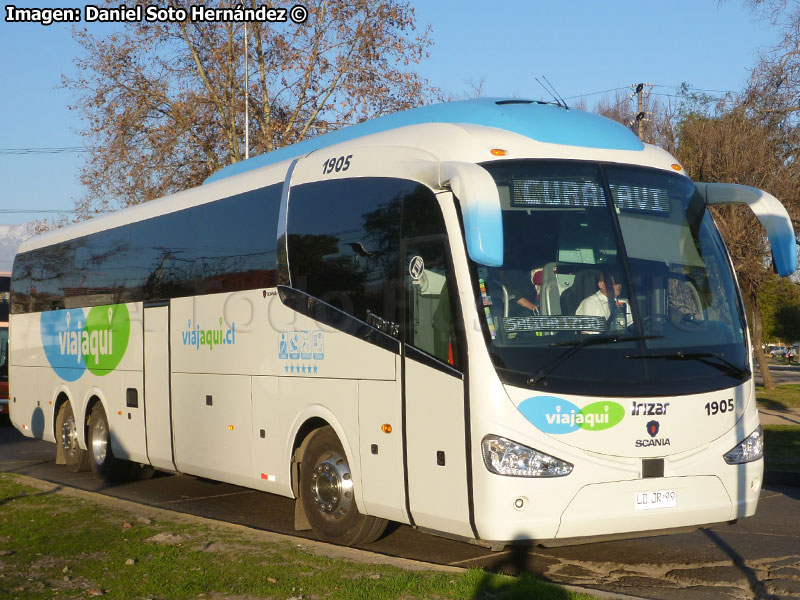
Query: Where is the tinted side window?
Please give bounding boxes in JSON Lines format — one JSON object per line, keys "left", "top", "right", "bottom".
{"left": 11, "top": 184, "right": 281, "bottom": 313}
{"left": 402, "top": 185, "right": 447, "bottom": 238}
{"left": 288, "top": 178, "right": 422, "bottom": 328}
{"left": 198, "top": 187, "right": 280, "bottom": 294}
{"left": 405, "top": 238, "right": 462, "bottom": 369}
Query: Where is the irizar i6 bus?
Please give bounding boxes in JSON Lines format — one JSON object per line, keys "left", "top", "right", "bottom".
{"left": 10, "top": 98, "right": 797, "bottom": 547}
{"left": 0, "top": 272, "right": 9, "bottom": 418}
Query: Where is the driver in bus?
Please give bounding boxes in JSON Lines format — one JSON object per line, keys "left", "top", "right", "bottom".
{"left": 575, "top": 269, "right": 633, "bottom": 331}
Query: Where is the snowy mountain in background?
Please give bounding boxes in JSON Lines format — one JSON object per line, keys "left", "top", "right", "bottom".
{"left": 0, "top": 223, "right": 36, "bottom": 272}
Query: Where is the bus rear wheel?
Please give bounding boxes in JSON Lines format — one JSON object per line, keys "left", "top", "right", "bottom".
{"left": 300, "top": 427, "right": 387, "bottom": 546}
{"left": 56, "top": 402, "right": 89, "bottom": 473}
{"left": 87, "top": 404, "right": 134, "bottom": 482}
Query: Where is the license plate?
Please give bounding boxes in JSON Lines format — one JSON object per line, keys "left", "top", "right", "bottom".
{"left": 635, "top": 490, "right": 677, "bottom": 510}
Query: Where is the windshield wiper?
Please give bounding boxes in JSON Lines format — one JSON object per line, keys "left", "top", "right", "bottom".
{"left": 625, "top": 352, "right": 750, "bottom": 379}
{"left": 527, "top": 334, "right": 663, "bottom": 386}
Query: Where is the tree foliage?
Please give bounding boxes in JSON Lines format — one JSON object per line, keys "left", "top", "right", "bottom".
{"left": 758, "top": 276, "right": 800, "bottom": 342}
{"left": 63, "top": 0, "right": 434, "bottom": 218}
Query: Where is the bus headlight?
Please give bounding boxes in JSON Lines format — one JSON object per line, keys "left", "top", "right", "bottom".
{"left": 723, "top": 425, "right": 763, "bottom": 465}
{"left": 481, "top": 435, "right": 573, "bottom": 477}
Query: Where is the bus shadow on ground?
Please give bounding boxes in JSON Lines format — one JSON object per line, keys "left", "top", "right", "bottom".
{"left": 476, "top": 540, "right": 575, "bottom": 599}
{"left": 0, "top": 485, "right": 63, "bottom": 507}
{"left": 702, "top": 528, "right": 780, "bottom": 600}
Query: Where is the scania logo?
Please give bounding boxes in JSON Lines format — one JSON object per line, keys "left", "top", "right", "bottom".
{"left": 646, "top": 420, "right": 659, "bottom": 438}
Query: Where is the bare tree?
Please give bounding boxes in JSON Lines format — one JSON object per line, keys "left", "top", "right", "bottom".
{"left": 587, "top": 87, "right": 679, "bottom": 151}
{"left": 675, "top": 91, "right": 800, "bottom": 388}
{"left": 586, "top": 77, "right": 799, "bottom": 388}
{"left": 63, "top": 0, "right": 435, "bottom": 218}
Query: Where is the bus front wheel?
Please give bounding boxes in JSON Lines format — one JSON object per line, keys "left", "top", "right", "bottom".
{"left": 87, "top": 404, "right": 134, "bottom": 482}
{"left": 300, "top": 427, "right": 387, "bottom": 546}
{"left": 56, "top": 402, "right": 89, "bottom": 473}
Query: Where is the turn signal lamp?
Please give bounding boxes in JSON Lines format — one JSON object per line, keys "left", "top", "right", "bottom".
{"left": 671, "top": 163, "right": 682, "bottom": 171}
{"left": 381, "top": 424, "right": 392, "bottom": 434}
{"left": 490, "top": 148, "right": 507, "bottom": 156}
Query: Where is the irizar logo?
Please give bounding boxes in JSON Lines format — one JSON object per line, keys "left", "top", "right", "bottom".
{"left": 518, "top": 396, "right": 625, "bottom": 434}
{"left": 41, "top": 305, "right": 131, "bottom": 381}
{"left": 631, "top": 401, "right": 670, "bottom": 416}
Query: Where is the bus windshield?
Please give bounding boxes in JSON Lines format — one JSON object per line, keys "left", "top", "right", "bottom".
{"left": 474, "top": 160, "right": 748, "bottom": 397}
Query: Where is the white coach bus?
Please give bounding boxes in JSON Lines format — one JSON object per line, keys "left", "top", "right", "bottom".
{"left": 10, "top": 99, "right": 797, "bottom": 547}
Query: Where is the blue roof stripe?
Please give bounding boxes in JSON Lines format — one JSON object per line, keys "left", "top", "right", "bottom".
{"left": 204, "top": 98, "right": 644, "bottom": 184}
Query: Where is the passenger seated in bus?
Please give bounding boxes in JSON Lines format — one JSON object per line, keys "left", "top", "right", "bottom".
{"left": 507, "top": 267, "right": 543, "bottom": 315}
{"left": 493, "top": 268, "right": 538, "bottom": 315}
{"left": 575, "top": 270, "right": 633, "bottom": 331}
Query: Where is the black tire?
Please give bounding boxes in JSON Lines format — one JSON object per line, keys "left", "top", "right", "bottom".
{"left": 300, "top": 427, "right": 388, "bottom": 546}
{"left": 56, "top": 402, "right": 90, "bottom": 473}
{"left": 87, "top": 404, "right": 134, "bottom": 482}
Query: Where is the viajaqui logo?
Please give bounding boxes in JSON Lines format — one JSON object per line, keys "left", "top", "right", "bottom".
{"left": 518, "top": 396, "right": 625, "bottom": 434}
{"left": 41, "top": 304, "right": 131, "bottom": 381}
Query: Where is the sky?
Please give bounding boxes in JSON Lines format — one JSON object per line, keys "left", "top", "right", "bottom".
{"left": 0, "top": 0, "right": 784, "bottom": 226}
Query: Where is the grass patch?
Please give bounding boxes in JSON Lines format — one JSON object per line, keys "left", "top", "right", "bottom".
{"left": 763, "top": 425, "right": 800, "bottom": 470}
{"left": 755, "top": 384, "right": 800, "bottom": 410}
{"left": 0, "top": 474, "right": 597, "bottom": 600}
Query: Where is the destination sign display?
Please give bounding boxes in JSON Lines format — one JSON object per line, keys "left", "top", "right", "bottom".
{"left": 511, "top": 178, "right": 670, "bottom": 214}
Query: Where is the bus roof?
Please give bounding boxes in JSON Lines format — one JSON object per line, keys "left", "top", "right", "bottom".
{"left": 204, "top": 98, "right": 644, "bottom": 184}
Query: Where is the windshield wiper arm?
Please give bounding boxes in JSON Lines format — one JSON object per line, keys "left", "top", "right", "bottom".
{"left": 625, "top": 352, "right": 750, "bottom": 379}
{"left": 527, "top": 334, "right": 663, "bottom": 386}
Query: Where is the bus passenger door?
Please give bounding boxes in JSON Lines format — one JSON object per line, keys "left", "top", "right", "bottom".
{"left": 143, "top": 302, "right": 176, "bottom": 471}
{"left": 402, "top": 238, "right": 473, "bottom": 538}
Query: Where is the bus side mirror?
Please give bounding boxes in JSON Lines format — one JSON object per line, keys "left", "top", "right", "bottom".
{"left": 694, "top": 182, "right": 798, "bottom": 277}
{"left": 440, "top": 162, "right": 503, "bottom": 267}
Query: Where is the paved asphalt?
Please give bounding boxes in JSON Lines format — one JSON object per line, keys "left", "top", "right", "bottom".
{"left": 2, "top": 413, "right": 799, "bottom": 599}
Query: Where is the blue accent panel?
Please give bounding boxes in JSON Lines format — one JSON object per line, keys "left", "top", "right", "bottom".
{"left": 41, "top": 309, "right": 87, "bottom": 381}
{"left": 205, "top": 99, "right": 644, "bottom": 183}
{"left": 462, "top": 198, "right": 503, "bottom": 267}
{"left": 769, "top": 229, "right": 798, "bottom": 277}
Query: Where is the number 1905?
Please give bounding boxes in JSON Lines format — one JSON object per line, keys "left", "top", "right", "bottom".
{"left": 322, "top": 155, "right": 352, "bottom": 174}
{"left": 705, "top": 398, "right": 734, "bottom": 415}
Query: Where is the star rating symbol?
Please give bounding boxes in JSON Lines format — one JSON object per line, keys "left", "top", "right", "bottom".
{"left": 281, "top": 361, "right": 320, "bottom": 375}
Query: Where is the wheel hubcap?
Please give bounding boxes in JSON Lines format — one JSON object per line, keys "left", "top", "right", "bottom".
{"left": 91, "top": 417, "right": 108, "bottom": 465}
{"left": 61, "top": 414, "right": 78, "bottom": 453}
{"left": 310, "top": 452, "right": 353, "bottom": 516}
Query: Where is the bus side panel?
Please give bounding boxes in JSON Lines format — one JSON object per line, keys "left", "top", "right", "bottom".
{"left": 358, "top": 371, "right": 407, "bottom": 523}
{"left": 279, "top": 376, "right": 361, "bottom": 499}
{"left": 9, "top": 304, "right": 147, "bottom": 466}
{"left": 251, "top": 375, "right": 293, "bottom": 495}
{"left": 171, "top": 372, "right": 254, "bottom": 485}
{"left": 405, "top": 358, "right": 472, "bottom": 538}
{"left": 8, "top": 367, "right": 51, "bottom": 439}
{"left": 10, "top": 311, "right": 51, "bottom": 437}
{"left": 171, "top": 292, "right": 265, "bottom": 376}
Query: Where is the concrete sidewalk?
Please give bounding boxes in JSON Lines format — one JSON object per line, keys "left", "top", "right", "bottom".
{"left": 759, "top": 405, "right": 800, "bottom": 426}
